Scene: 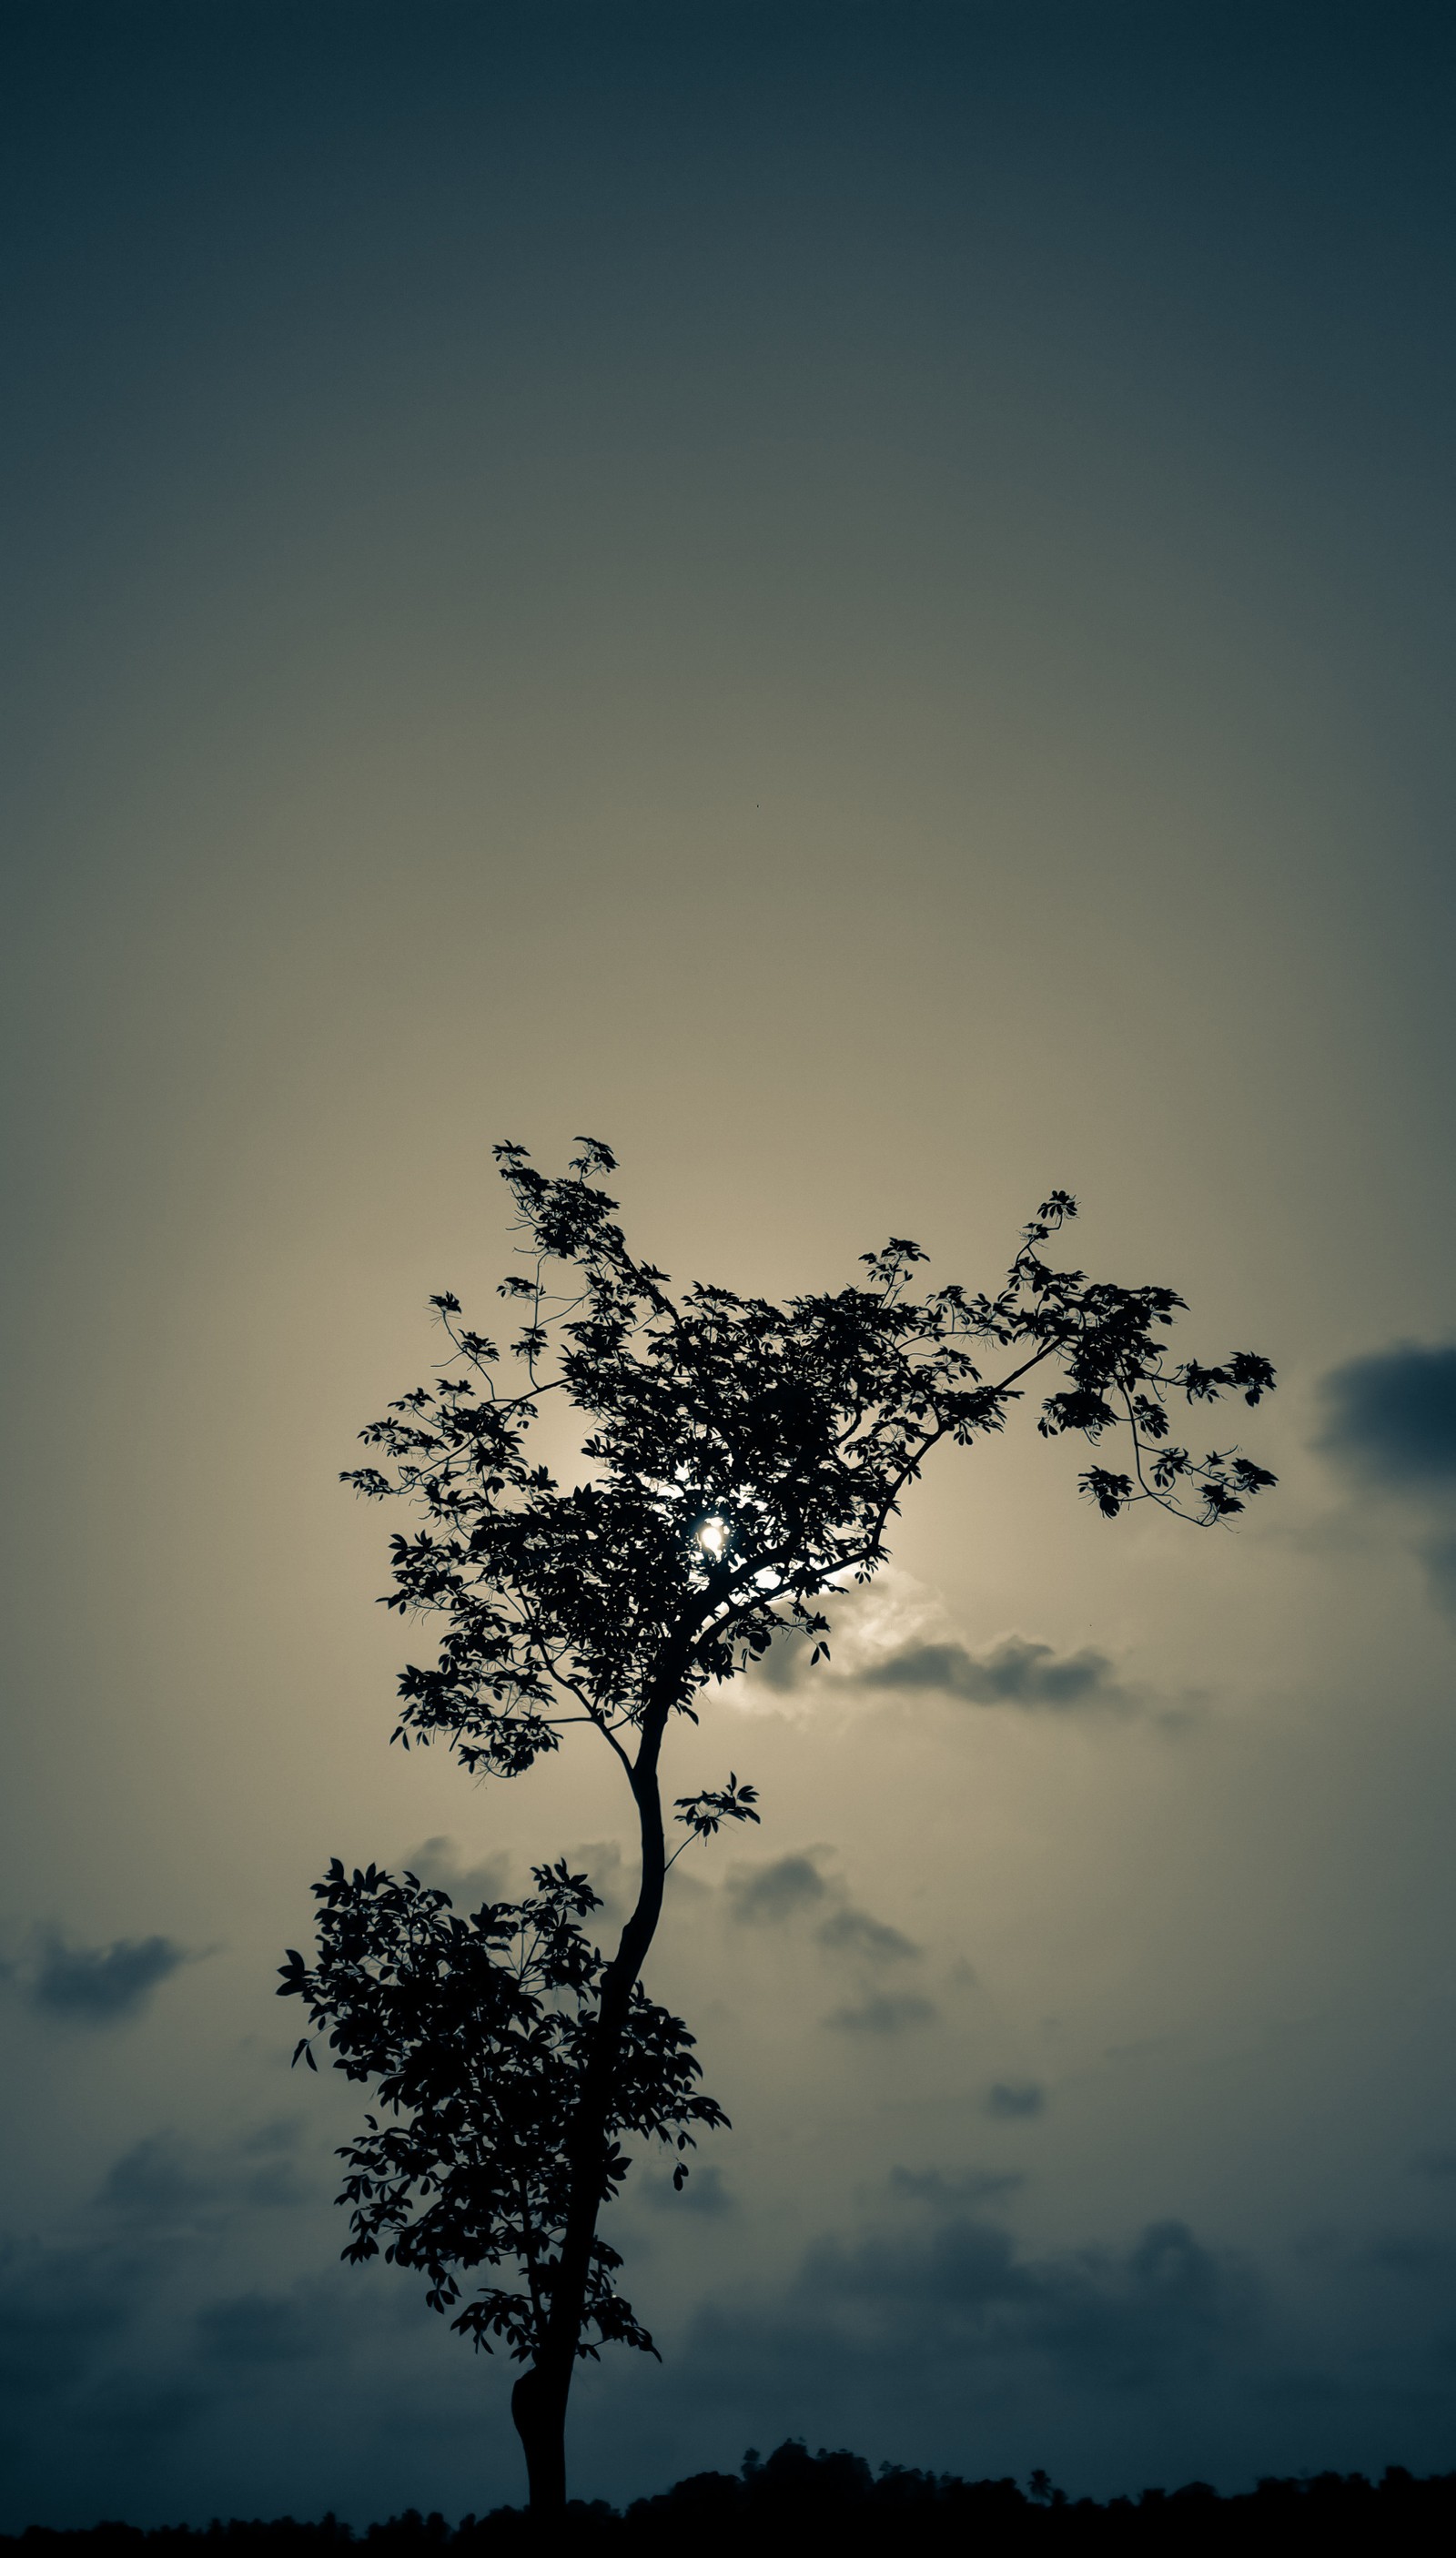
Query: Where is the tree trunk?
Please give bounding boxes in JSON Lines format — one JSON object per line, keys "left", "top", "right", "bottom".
{"left": 511, "top": 1694, "right": 673, "bottom": 2512}
{"left": 510, "top": 2362, "right": 568, "bottom": 2513}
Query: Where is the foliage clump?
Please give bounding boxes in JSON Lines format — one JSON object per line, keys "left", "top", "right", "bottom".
{"left": 279, "top": 1859, "right": 723, "bottom": 2364}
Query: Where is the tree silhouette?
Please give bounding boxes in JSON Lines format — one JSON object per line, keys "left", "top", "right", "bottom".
{"left": 281, "top": 1140, "right": 1276, "bottom": 2512}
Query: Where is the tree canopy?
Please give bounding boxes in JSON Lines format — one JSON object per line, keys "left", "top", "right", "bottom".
{"left": 344, "top": 1139, "right": 1274, "bottom": 1775}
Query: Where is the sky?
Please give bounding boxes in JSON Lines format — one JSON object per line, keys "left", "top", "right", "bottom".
{"left": 3, "top": 0, "right": 1456, "bottom": 2523}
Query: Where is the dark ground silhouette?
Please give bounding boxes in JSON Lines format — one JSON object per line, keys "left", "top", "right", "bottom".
{"left": 6, "top": 2441, "right": 1455, "bottom": 2553}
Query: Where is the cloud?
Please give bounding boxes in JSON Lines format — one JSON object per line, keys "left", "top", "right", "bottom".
{"left": 97, "top": 2135, "right": 225, "bottom": 2224}
{"left": 0, "top": 2239, "right": 137, "bottom": 2400}
{"left": 565, "top": 1841, "right": 632, "bottom": 1928}
{"left": 815, "top": 1906, "right": 919, "bottom": 1963}
{"left": 74, "top": 2376, "right": 211, "bottom": 2444}
{"left": 642, "top": 2163, "right": 735, "bottom": 2217}
{"left": 1366, "top": 2233, "right": 1456, "bottom": 2277}
{"left": 1421, "top": 1535, "right": 1456, "bottom": 1614}
{"left": 751, "top": 1626, "right": 816, "bottom": 1692}
{"left": 196, "top": 2291, "right": 326, "bottom": 2365}
{"left": 680, "top": 2209, "right": 1261, "bottom": 2429}
{"left": 724, "top": 1853, "right": 830, "bottom": 1926}
{"left": 861, "top": 1636, "right": 1122, "bottom": 1711}
{"left": 235, "top": 2118, "right": 313, "bottom": 2209}
{"left": 410, "top": 1834, "right": 635, "bottom": 1933}
{"left": 740, "top": 1571, "right": 956, "bottom": 1700}
{"left": 1316, "top": 1344, "right": 1456, "bottom": 1490}
{"left": 986, "top": 2081, "right": 1047, "bottom": 2120}
{"left": 824, "top": 1993, "right": 937, "bottom": 2035}
{"left": 796, "top": 2212, "right": 1257, "bottom": 2386}
{"left": 96, "top": 2123, "right": 309, "bottom": 2225}
{"left": 1316, "top": 1344, "right": 1456, "bottom": 1617}
{"left": 5, "top": 2123, "right": 315, "bottom": 2418}
{"left": 888, "top": 2167, "right": 1024, "bottom": 2210}
{"left": 0, "top": 2121, "right": 359, "bottom": 2497}
{"left": 5, "top": 1929, "right": 193, "bottom": 2024}
{"left": 404, "top": 1836, "right": 513, "bottom": 1910}
{"left": 724, "top": 1852, "right": 923, "bottom": 1983}
{"left": 743, "top": 1576, "right": 1134, "bottom": 1717}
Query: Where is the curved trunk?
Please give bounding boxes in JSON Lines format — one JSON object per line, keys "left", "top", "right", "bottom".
{"left": 510, "top": 1694, "right": 672, "bottom": 2512}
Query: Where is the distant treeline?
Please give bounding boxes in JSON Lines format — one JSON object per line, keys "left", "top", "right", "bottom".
{"left": 7, "top": 2442, "right": 1456, "bottom": 2553}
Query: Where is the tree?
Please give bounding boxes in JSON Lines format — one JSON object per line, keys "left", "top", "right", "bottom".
{"left": 280, "top": 1139, "right": 1276, "bottom": 2513}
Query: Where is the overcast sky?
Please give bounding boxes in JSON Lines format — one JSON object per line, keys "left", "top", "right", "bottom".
{"left": 4, "top": 0, "right": 1456, "bottom": 2524}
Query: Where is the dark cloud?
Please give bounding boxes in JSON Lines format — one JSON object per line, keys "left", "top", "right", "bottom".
{"left": 726, "top": 1855, "right": 929, "bottom": 2034}
{"left": 75, "top": 2377, "right": 212, "bottom": 2443}
{"left": 1366, "top": 2233, "right": 1456, "bottom": 2277}
{"left": 235, "top": 2118, "right": 312, "bottom": 2209}
{"left": 799, "top": 2212, "right": 1256, "bottom": 2387}
{"left": 986, "top": 2081, "right": 1047, "bottom": 2120}
{"left": 0, "top": 2133, "right": 387, "bottom": 2506}
{"left": 861, "top": 1636, "right": 1121, "bottom": 1711}
{"left": 724, "top": 1852, "right": 922, "bottom": 1985}
{"left": 97, "top": 2135, "right": 225, "bottom": 2224}
{"left": 824, "top": 1993, "right": 937, "bottom": 2036}
{"left": 1411, "top": 2149, "right": 1456, "bottom": 2181}
{"left": 6, "top": 1929, "right": 192, "bottom": 2024}
{"left": 888, "top": 2168, "right": 1024, "bottom": 2211}
{"left": 1, "top": 2129, "right": 314, "bottom": 2433}
{"left": 724, "top": 1852, "right": 829, "bottom": 1924}
{"left": 751, "top": 1625, "right": 814, "bottom": 1691}
{"left": 682, "top": 2209, "right": 1260, "bottom": 2422}
{"left": 1316, "top": 1343, "right": 1456, "bottom": 1491}
{"left": 816, "top": 1906, "right": 919, "bottom": 1963}
{"left": 0, "top": 2240, "right": 136, "bottom": 2399}
{"left": 97, "top": 2123, "right": 309, "bottom": 2224}
{"left": 196, "top": 2291, "right": 324, "bottom": 2365}
{"left": 1315, "top": 1345, "right": 1456, "bottom": 1616}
